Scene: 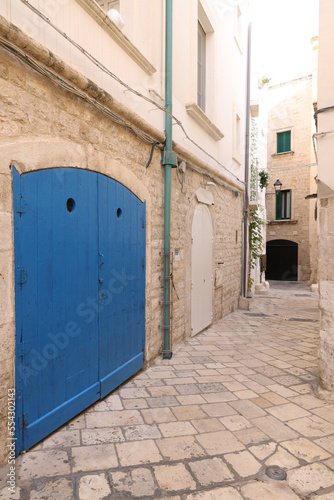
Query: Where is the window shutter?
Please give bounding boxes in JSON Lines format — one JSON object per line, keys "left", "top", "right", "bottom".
{"left": 288, "top": 189, "right": 292, "bottom": 219}
{"left": 277, "top": 131, "right": 291, "bottom": 153}
{"left": 197, "top": 22, "right": 206, "bottom": 112}
{"left": 276, "top": 191, "right": 282, "bottom": 220}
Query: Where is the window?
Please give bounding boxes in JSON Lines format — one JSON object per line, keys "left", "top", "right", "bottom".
{"left": 276, "top": 189, "right": 291, "bottom": 220}
{"left": 197, "top": 21, "right": 206, "bottom": 112}
{"left": 234, "top": 3, "right": 243, "bottom": 53}
{"left": 96, "top": 1, "right": 120, "bottom": 12}
{"left": 277, "top": 130, "right": 291, "bottom": 153}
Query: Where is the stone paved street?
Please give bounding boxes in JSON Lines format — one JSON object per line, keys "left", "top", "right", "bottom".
{"left": 2, "top": 281, "right": 334, "bottom": 499}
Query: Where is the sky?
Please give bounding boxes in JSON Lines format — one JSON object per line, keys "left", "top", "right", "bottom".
{"left": 250, "top": 0, "right": 319, "bottom": 85}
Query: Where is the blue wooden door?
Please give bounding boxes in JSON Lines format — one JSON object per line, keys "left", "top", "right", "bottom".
{"left": 13, "top": 168, "right": 145, "bottom": 454}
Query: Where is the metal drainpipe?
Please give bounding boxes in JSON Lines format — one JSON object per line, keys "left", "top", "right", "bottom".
{"left": 242, "top": 22, "right": 252, "bottom": 297}
{"left": 162, "top": 0, "right": 177, "bottom": 358}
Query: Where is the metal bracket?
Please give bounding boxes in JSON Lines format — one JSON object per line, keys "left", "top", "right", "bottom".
{"left": 161, "top": 150, "right": 178, "bottom": 167}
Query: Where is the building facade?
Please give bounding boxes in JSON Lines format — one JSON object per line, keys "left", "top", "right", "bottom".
{"left": 316, "top": 0, "right": 334, "bottom": 393}
{"left": 0, "top": 0, "right": 249, "bottom": 462}
{"left": 263, "top": 76, "right": 318, "bottom": 283}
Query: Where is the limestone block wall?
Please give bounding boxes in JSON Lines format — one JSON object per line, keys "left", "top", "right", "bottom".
{"left": 265, "top": 77, "right": 318, "bottom": 282}
{"left": 0, "top": 44, "right": 243, "bottom": 464}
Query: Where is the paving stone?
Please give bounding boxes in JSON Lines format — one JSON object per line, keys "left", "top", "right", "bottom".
{"left": 17, "top": 450, "right": 70, "bottom": 479}
{"left": 0, "top": 486, "right": 21, "bottom": 500}
{"left": 147, "top": 396, "right": 179, "bottom": 408}
{"left": 272, "top": 375, "right": 302, "bottom": 386}
{"left": 287, "top": 415, "right": 334, "bottom": 437}
{"left": 196, "top": 383, "right": 228, "bottom": 393}
{"left": 265, "top": 446, "right": 300, "bottom": 469}
{"left": 281, "top": 437, "right": 331, "bottom": 463}
{"left": 234, "top": 389, "right": 259, "bottom": 399}
{"left": 110, "top": 467, "right": 156, "bottom": 497}
{"left": 153, "top": 463, "right": 196, "bottom": 492}
{"left": 241, "top": 481, "right": 301, "bottom": 499}
{"left": 201, "top": 403, "right": 237, "bottom": 418}
{"left": 184, "top": 486, "right": 243, "bottom": 499}
{"left": 196, "top": 431, "right": 245, "bottom": 455}
{"left": 191, "top": 418, "right": 225, "bottom": 433}
{"left": 141, "top": 407, "right": 176, "bottom": 424}
{"left": 243, "top": 381, "right": 268, "bottom": 394}
{"left": 248, "top": 442, "right": 277, "bottom": 460}
{"left": 123, "top": 424, "right": 161, "bottom": 441}
{"left": 224, "top": 450, "right": 262, "bottom": 477}
{"left": 312, "top": 405, "right": 334, "bottom": 423}
{"left": 251, "top": 415, "right": 298, "bottom": 441}
{"left": 266, "top": 384, "right": 298, "bottom": 398}
{"left": 41, "top": 430, "right": 80, "bottom": 449}
{"left": 251, "top": 396, "right": 273, "bottom": 409}
{"left": 188, "top": 457, "right": 234, "bottom": 485}
{"left": 325, "top": 457, "right": 334, "bottom": 470}
{"left": 175, "top": 384, "right": 203, "bottom": 395}
{"left": 86, "top": 410, "right": 143, "bottom": 428}
{"left": 287, "top": 463, "right": 334, "bottom": 495}
{"left": 288, "top": 394, "right": 327, "bottom": 410}
{"left": 123, "top": 398, "right": 149, "bottom": 409}
{"left": 267, "top": 402, "right": 311, "bottom": 421}
{"left": 29, "top": 478, "right": 73, "bottom": 500}
{"left": 147, "top": 385, "right": 178, "bottom": 398}
{"left": 229, "top": 400, "right": 266, "bottom": 419}
{"left": 116, "top": 440, "right": 163, "bottom": 466}
{"left": 148, "top": 370, "right": 176, "bottom": 379}
{"left": 159, "top": 421, "right": 197, "bottom": 437}
{"left": 156, "top": 436, "right": 206, "bottom": 460}
{"left": 119, "top": 388, "right": 150, "bottom": 399}
{"left": 104, "top": 394, "right": 123, "bottom": 410}
{"left": 78, "top": 474, "right": 110, "bottom": 500}
{"left": 261, "top": 392, "right": 289, "bottom": 405}
{"left": 172, "top": 405, "right": 207, "bottom": 420}
{"left": 65, "top": 414, "right": 86, "bottom": 430}
{"left": 72, "top": 444, "right": 118, "bottom": 472}
{"left": 81, "top": 427, "right": 125, "bottom": 445}
{"left": 220, "top": 415, "right": 253, "bottom": 431}
{"left": 201, "top": 392, "right": 237, "bottom": 403}
{"left": 315, "top": 435, "right": 334, "bottom": 454}
{"left": 310, "top": 492, "right": 334, "bottom": 500}
{"left": 176, "top": 395, "right": 207, "bottom": 405}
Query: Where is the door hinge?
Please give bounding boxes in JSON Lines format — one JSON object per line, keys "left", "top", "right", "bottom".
{"left": 15, "top": 196, "right": 27, "bottom": 216}
{"left": 16, "top": 267, "right": 28, "bottom": 286}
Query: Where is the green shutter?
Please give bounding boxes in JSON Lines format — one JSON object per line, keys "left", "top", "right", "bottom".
{"left": 276, "top": 191, "right": 282, "bottom": 220}
{"left": 277, "top": 131, "right": 291, "bottom": 153}
{"left": 288, "top": 189, "right": 292, "bottom": 219}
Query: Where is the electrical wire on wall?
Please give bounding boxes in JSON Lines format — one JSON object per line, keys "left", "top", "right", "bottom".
{"left": 19, "top": 0, "right": 244, "bottom": 186}
{"left": 0, "top": 37, "right": 163, "bottom": 148}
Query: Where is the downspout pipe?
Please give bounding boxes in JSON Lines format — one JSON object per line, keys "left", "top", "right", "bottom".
{"left": 162, "top": 0, "right": 177, "bottom": 359}
{"left": 242, "top": 22, "right": 252, "bottom": 297}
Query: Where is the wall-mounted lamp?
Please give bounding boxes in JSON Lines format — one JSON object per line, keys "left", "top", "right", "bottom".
{"left": 204, "top": 181, "right": 216, "bottom": 187}
{"left": 274, "top": 179, "right": 282, "bottom": 192}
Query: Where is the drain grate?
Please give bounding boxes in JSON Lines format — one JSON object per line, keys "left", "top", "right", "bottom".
{"left": 287, "top": 318, "right": 318, "bottom": 322}
{"left": 244, "top": 313, "right": 268, "bottom": 317}
{"left": 265, "top": 466, "right": 287, "bottom": 481}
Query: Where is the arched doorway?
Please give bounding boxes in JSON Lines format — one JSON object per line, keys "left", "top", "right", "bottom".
{"left": 266, "top": 239, "right": 298, "bottom": 281}
{"left": 191, "top": 204, "right": 213, "bottom": 336}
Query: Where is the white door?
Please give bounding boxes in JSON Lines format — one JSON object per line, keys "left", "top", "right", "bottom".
{"left": 191, "top": 204, "right": 213, "bottom": 336}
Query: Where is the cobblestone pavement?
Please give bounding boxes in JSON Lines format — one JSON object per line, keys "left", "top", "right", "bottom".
{"left": 2, "top": 281, "right": 334, "bottom": 499}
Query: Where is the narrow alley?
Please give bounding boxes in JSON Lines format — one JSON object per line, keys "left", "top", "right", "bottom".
{"left": 2, "top": 282, "right": 334, "bottom": 500}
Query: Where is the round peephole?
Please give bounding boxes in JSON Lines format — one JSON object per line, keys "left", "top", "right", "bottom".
{"left": 117, "top": 208, "right": 122, "bottom": 218}
{"left": 66, "top": 198, "right": 76, "bottom": 213}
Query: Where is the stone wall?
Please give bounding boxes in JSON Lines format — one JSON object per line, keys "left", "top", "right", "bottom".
{"left": 0, "top": 43, "right": 243, "bottom": 464}
{"left": 265, "top": 77, "right": 318, "bottom": 283}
